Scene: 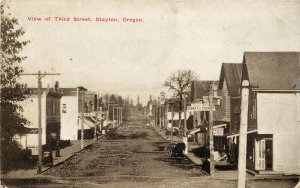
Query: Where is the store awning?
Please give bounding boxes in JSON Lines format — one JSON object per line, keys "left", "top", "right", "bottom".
{"left": 227, "top": 130, "right": 258, "bottom": 138}
{"left": 79, "top": 116, "right": 95, "bottom": 130}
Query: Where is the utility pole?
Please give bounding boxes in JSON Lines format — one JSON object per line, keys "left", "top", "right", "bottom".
{"left": 159, "top": 97, "right": 162, "bottom": 129}
{"left": 81, "top": 91, "right": 85, "bottom": 149}
{"left": 183, "top": 96, "right": 187, "bottom": 136}
{"left": 99, "top": 107, "right": 103, "bottom": 131}
{"left": 121, "top": 108, "right": 123, "bottom": 125}
{"left": 112, "top": 104, "right": 115, "bottom": 128}
{"left": 154, "top": 103, "right": 156, "bottom": 127}
{"left": 237, "top": 80, "right": 250, "bottom": 188}
{"left": 170, "top": 102, "right": 174, "bottom": 143}
{"left": 209, "top": 82, "right": 215, "bottom": 176}
{"left": 117, "top": 107, "right": 119, "bottom": 127}
{"left": 20, "top": 71, "right": 60, "bottom": 174}
{"left": 94, "top": 94, "right": 99, "bottom": 141}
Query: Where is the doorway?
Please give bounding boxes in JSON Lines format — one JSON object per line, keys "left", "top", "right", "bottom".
{"left": 255, "top": 138, "right": 273, "bottom": 171}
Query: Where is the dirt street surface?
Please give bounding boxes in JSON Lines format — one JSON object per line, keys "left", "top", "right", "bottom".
{"left": 3, "top": 109, "right": 298, "bottom": 188}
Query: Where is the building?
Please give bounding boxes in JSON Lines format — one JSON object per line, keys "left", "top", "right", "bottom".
{"left": 214, "top": 63, "right": 243, "bottom": 161}
{"left": 15, "top": 86, "right": 62, "bottom": 155}
{"left": 188, "top": 80, "right": 218, "bottom": 146}
{"left": 229, "top": 52, "right": 300, "bottom": 175}
{"left": 60, "top": 87, "right": 98, "bottom": 140}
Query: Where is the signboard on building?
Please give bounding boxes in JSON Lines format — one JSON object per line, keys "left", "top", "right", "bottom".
{"left": 82, "top": 112, "right": 96, "bottom": 116}
{"left": 187, "top": 105, "right": 215, "bottom": 111}
{"left": 213, "top": 127, "right": 224, "bottom": 136}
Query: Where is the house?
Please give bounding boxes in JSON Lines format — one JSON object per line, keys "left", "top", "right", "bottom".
{"left": 15, "top": 86, "right": 62, "bottom": 155}
{"left": 214, "top": 63, "right": 242, "bottom": 160}
{"left": 60, "top": 87, "right": 98, "bottom": 140}
{"left": 230, "top": 52, "right": 300, "bottom": 175}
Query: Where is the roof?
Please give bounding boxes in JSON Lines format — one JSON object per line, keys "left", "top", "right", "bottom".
{"left": 190, "top": 80, "right": 218, "bottom": 102}
{"left": 218, "top": 63, "right": 242, "bottom": 96}
{"left": 60, "top": 87, "right": 87, "bottom": 96}
{"left": 26, "top": 88, "right": 62, "bottom": 98}
{"left": 243, "top": 52, "right": 300, "bottom": 90}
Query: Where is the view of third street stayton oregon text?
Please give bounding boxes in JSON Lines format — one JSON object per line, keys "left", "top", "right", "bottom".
{"left": 1, "top": 1, "right": 300, "bottom": 188}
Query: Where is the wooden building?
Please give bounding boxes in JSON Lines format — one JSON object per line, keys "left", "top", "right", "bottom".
{"left": 15, "top": 86, "right": 62, "bottom": 155}
{"left": 230, "top": 52, "right": 300, "bottom": 175}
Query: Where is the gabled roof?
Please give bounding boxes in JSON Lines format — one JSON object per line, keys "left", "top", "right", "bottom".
{"left": 218, "top": 63, "right": 242, "bottom": 96}
{"left": 243, "top": 52, "right": 300, "bottom": 90}
{"left": 190, "top": 80, "right": 218, "bottom": 102}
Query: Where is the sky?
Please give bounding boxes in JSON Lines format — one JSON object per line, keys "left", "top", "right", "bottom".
{"left": 6, "top": 0, "right": 300, "bottom": 105}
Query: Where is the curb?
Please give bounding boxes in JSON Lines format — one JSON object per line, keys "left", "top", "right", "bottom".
{"left": 42, "top": 140, "right": 97, "bottom": 174}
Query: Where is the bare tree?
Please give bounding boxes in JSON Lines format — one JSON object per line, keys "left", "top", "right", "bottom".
{"left": 163, "top": 70, "right": 198, "bottom": 134}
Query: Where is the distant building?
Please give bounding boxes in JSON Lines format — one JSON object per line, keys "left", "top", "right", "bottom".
{"left": 188, "top": 80, "right": 218, "bottom": 146}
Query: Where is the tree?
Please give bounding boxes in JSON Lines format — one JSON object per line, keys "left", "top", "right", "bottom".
{"left": 1, "top": 4, "right": 30, "bottom": 170}
{"left": 163, "top": 70, "right": 198, "bottom": 134}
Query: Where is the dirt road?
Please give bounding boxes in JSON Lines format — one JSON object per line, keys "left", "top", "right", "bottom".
{"left": 3, "top": 109, "right": 298, "bottom": 188}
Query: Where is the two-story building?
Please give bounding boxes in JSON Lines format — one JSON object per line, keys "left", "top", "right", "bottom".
{"left": 230, "top": 52, "right": 300, "bottom": 175}
{"left": 189, "top": 80, "right": 219, "bottom": 147}
{"left": 60, "top": 87, "right": 98, "bottom": 140}
{"left": 15, "top": 86, "right": 62, "bottom": 155}
{"left": 214, "top": 63, "right": 242, "bottom": 162}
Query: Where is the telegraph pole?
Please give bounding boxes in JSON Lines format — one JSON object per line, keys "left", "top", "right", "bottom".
{"left": 154, "top": 103, "right": 156, "bottom": 127}
{"left": 20, "top": 71, "right": 60, "bottom": 174}
{"left": 116, "top": 107, "right": 119, "bottom": 127}
{"left": 237, "top": 80, "right": 250, "bottom": 188}
{"left": 112, "top": 104, "right": 115, "bottom": 128}
{"left": 81, "top": 91, "right": 85, "bottom": 149}
{"left": 170, "top": 102, "right": 174, "bottom": 143}
{"left": 159, "top": 98, "right": 162, "bottom": 129}
{"left": 99, "top": 107, "right": 103, "bottom": 131}
{"left": 209, "top": 82, "right": 215, "bottom": 176}
{"left": 94, "top": 94, "right": 99, "bottom": 141}
{"left": 120, "top": 108, "right": 122, "bottom": 125}
{"left": 183, "top": 96, "right": 187, "bottom": 136}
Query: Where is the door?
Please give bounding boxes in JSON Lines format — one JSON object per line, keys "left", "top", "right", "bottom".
{"left": 255, "top": 139, "right": 266, "bottom": 170}
{"left": 265, "top": 139, "right": 273, "bottom": 170}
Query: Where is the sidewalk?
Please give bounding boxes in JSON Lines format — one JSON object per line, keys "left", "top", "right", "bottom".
{"left": 1, "top": 139, "right": 96, "bottom": 179}
{"left": 153, "top": 126, "right": 182, "bottom": 143}
{"left": 184, "top": 151, "right": 300, "bottom": 181}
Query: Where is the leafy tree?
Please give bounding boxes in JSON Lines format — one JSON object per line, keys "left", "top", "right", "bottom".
{"left": 163, "top": 70, "right": 198, "bottom": 133}
{"left": 1, "top": 4, "right": 30, "bottom": 170}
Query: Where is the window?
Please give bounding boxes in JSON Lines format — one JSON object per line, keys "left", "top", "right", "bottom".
{"left": 62, "top": 104, "right": 67, "bottom": 113}
{"left": 52, "top": 101, "right": 56, "bottom": 114}
{"left": 297, "top": 93, "right": 300, "bottom": 121}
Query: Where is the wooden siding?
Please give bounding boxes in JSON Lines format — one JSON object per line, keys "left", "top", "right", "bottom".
{"left": 230, "top": 97, "right": 241, "bottom": 134}
{"left": 257, "top": 93, "right": 300, "bottom": 174}
{"left": 61, "top": 95, "right": 79, "bottom": 140}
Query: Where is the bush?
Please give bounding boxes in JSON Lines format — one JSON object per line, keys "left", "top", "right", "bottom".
{"left": 1, "top": 140, "right": 35, "bottom": 172}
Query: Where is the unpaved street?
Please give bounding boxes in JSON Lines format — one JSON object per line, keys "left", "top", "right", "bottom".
{"left": 44, "top": 109, "right": 206, "bottom": 184}
{"left": 3, "top": 109, "right": 298, "bottom": 188}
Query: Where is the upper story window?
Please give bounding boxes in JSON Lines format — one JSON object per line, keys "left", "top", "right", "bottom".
{"left": 62, "top": 104, "right": 67, "bottom": 113}
{"left": 297, "top": 93, "right": 300, "bottom": 121}
{"left": 250, "top": 93, "right": 257, "bottom": 120}
{"left": 52, "top": 101, "right": 56, "bottom": 114}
